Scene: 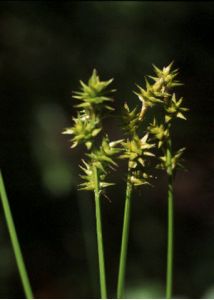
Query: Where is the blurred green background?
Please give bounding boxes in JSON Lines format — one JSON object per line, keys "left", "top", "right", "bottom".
{"left": 0, "top": 1, "right": 214, "bottom": 298}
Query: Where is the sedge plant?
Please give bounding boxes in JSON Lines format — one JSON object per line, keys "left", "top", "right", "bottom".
{"left": 62, "top": 63, "right": 187, "bottom": 299}
{"left": 117, "top": 62, "right": 188, "bottom": 298}
{"left": 116, "top": 63, "right": 178, "bottom": 298}
{"left": 147, "top": 62, "right": 188, "bottom": 298}
{"left": 0, "top": 170, "right": 34, "bottom": 299}
{"left": 116, "top": 94, "right": 156, "bottom": 298}
{"left": 62, "top": 70, "right": 122, "bottom": 299}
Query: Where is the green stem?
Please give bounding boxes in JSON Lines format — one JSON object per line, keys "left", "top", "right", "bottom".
{"left": 166, "top": 139, "right": 174, "bottom": 299}
{"left": 117, "top": 172, "right": 133, "bottom": 299}
{"left": 93, "top": 164, "right": 107, "bottom": 299}
{"left": 0, "top": 170, "right": 34, "bottom": 299}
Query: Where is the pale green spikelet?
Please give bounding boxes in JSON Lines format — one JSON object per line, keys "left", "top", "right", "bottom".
{"left": 120, "top": 133, "right": 155, "bottom": 186}
{"left": 73, "top": 69, "right": 115, "bottom": 111}
{"left": 121, "top": 102, "right": 142, "bottom": 135}
{"left": 79, "top": 135, "right": 123, "bottom": 191}
{"left": 62, "top": 110, "right": 101, "bottom": 149}
{"left": 165, "top": 93, "right": 189, "bottom": 123}
{"left": 156, "top": 147, "right": 186, "bottom": 172}
{"left": 134, "top": 62, "right": 183, "bottom": 121}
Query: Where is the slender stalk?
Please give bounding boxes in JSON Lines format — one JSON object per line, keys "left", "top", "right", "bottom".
{"left": 93, "top": 164, "right": 107, "bottom": 299}
{"left": 166, "top": 139, "right": 174, "bottom": 299}
{"left": 117, "top": 171, "right": 133, "bottom": 299}
{"left": 0, "top": 170, "right": 34, "bottom": 299}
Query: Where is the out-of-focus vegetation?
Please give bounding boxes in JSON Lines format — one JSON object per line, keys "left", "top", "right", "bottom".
{"left": 0, "top": 2, "right": 214, "bottom": 298}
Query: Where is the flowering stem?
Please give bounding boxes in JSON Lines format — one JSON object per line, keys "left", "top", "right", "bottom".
{"left": 93, "top": 164, "right": 107, "bottom": 299}
{"left": 166, "top": 139, "right": 174, "bottom": 299}
{"left": 0, "top": 170, "right": 34, "bottom": 299}
{"left": 117, "top": 171, "right": 133, "bottom": 299}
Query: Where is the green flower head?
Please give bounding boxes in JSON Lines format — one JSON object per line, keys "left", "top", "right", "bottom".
{"left": 62, "top": 69, "right": 116, "bottom": 150}
{"left": 73, "top": 69, "right": 115, "bottom": 111}
{"left": 62, "top": 111, "right": 101, "bottom": 150}
{"left": 122, "top": 102, "right": 141, "bottom": 135}
{"left": 134, "top": 62, "right": 182, "bottom": 121}
{"left": 150, "top": 61, "right": 182, "bottom": 93}
{"left": 148, "top": 118, "right": 169, "bottom": 148}
{"left": 120, "top": 133, "right": 155, "bottom": 186}
{"left": 79, "top": 135, "right": 123, "bottom": 191}
{"left": 165, "top": 93, "right": 189, "bottom": 123}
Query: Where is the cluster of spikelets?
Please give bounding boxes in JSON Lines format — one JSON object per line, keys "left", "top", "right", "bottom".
{"left": 120, "top": 103, "right": 155, "bottom": 186}
{"left": 142, "top": 63, "right": 189, "bottom": 174}
{"left": 62, "top": 70, "right": 115, "bottom": 150}
{"left": 62, "top": 62, "right": 188, "bottom": 191}
{"left": 118, "top": 62, "right": 188, "bottom": 186}
{"left": 62, "top": 70, "right": 122, "bottom": 191}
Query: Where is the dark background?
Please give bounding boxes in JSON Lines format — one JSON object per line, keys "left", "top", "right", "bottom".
{"left": 0, "top": 1, "right": 214, "bottom": 298}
